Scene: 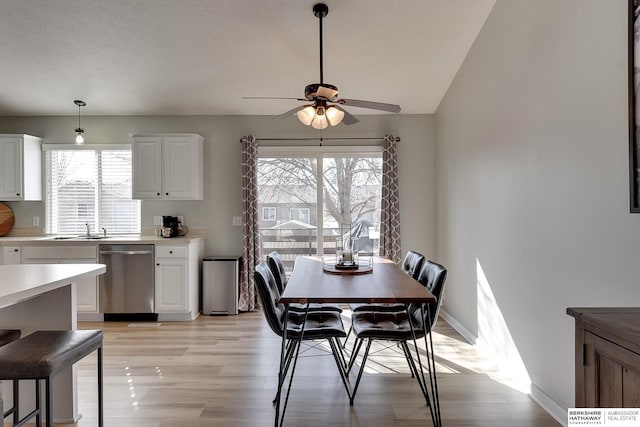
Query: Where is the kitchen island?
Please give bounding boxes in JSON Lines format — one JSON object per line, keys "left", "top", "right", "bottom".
{"left": 0, "top": 263, "right": 106, "bottom": 422}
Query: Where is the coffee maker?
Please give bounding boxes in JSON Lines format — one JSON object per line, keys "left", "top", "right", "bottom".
{"left": 162, "top": 216, "right": 180, "bottom": 238}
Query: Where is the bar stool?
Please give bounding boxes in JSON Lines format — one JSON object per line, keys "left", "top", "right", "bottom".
{"left": 0, "top": 329, "right": 22, "bottom": 422}
{"left": 0, "top": 330, "right": 103, "bottom": 427}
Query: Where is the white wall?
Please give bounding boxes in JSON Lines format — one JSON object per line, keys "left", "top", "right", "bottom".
{"left": 435, "top": 0, "right": 639, "bottom": 415}
{"left": 0, "top": 114, "right": 435, "bottom": 260}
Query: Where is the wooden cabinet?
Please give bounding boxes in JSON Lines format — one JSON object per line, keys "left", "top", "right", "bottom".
{"left": 22, "top": 246, "right": 99, "bottom": 318}
{"left": 155, "top": 241, "right": 203, "bottom": 321}
{"left": 1, "top": 246, "right": 21, "bottom": 264}
{"left": 0, "top": 134, "right": 42, "bottom": 201}
{"left": 568, "top": 307, "right": 640, "bottom": 408}
{"left": 131, "top": 134, "right": 204, "bottom": 200}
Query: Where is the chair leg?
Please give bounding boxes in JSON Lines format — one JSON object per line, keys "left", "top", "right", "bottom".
{"left": 400, "top": 341, "right": 430, "bottom": 403}
{"left": 328, "top": 338, "right": 352, "bottom": 400}
{"left": 350, "top": 338, "right": 373, "bottom": 405}
{"left": 342, "top": 322, "right": 353, "bottom": 348}
{"left": 98, "top": 346, "right": 104, "bottom": 427}
{"left": 12, "top": 379, "right": 19, "bottom": 424}
{"left": 45, "top": 377, "right": 52, "bottom": 427}
{"left": 347, "top": 337, "right": 364, "bottom": 373}
{"left": 272, "top": 340, "right": 296, "bottom": 404}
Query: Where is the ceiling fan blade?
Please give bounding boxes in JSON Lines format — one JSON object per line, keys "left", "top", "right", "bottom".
{"left": 317, "top": 85, "right": 339, "bottom": 101}
{"left": 333, "top": 104, "right": 359, "bottom": 125}
{"left": 338, "top": 98, "right": 401, "bottom": 113}
{"left": 272, "top": 105, "right": 305, "bottom": 121}
{"left": 243, "top": 96, "right": 306, "bottom": 101}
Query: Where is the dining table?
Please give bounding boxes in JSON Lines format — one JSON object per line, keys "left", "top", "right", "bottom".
{"left": 277, "top": 255, "right": 442, "bottom": 427}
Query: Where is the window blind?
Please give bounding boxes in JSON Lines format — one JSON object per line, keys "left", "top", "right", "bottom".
{"left": 45, "top": 147, "right": 140, "bottom": 235}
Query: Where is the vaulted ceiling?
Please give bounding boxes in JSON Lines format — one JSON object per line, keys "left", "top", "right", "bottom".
{"left": 0, "top": 0, "right": 495, "bottom": 116}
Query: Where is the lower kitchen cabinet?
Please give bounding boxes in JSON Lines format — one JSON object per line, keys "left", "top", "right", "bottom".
{"left": 1, "top": 246, "right": 21, "bottom": 264}
{"left": 155, "top": 241, "right": 203, "bottom": 321}
{"left": 568, "top": 307, "right": 640, "bottom": 408}
{"left": 156, "top": 258, "right": 188, "bottom": 312}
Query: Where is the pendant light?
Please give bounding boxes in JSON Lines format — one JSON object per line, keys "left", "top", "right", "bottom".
{"left": 74, "top": 100, "right": 86, "bottom": 144}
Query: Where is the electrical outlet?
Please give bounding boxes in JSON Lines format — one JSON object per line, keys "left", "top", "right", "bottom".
{"left": 153, "top": 216, "right": 162, "bottom": 226}
{"left": 178, "top": 216, "right": 184, "bottom": 224}
{"left": 32, "top": 216, "right": 40, "bottom": 226}
{"left": 232, "top": 216, "right": 242, "bottom": 226}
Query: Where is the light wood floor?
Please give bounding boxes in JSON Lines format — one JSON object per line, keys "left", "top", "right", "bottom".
{"left": 51, "top": 312, "right": 559, "bottom": 426}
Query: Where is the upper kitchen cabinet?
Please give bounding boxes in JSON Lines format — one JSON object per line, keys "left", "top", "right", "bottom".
{"left": 131, "top": 133, "right": 204, "bottom": 200}
{"left": 0, "top": 134, "right": 42, "bottom": 201}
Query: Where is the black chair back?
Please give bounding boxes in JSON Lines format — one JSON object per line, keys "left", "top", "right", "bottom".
{"left": 266, "top": 251, "right": 288, "bottom": 294}
{"left": 254, "top": 262, "right": 286, "bottom": 337}
{"left": 401, "top": 250, "right": 425, "bottom": 280}
{"left": 411, "top": 260, "right": 447, "bottom": 329}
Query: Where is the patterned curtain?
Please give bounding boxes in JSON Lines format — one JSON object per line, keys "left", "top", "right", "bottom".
{"left": 239, "top": 135, "right": 260, "bottom": 311}
{"left": 379, "top": 135, "right": 402, "bottom": 264}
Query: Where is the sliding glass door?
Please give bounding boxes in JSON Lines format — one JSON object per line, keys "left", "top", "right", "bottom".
{"left": 257, "top": 147, "right": 382, "bottom": 273}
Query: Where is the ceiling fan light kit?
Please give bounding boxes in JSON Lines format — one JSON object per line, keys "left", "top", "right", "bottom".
{"left": 245, "top": 2, "right": 400, "bottom": 129}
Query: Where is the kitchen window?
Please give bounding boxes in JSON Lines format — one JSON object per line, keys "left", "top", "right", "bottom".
{"left": 44, "top": 144, "right": 141, "bottom": 235}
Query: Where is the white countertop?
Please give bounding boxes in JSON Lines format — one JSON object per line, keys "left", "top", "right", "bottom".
{"left": 0, "top": 263, "right": 106, "bottom": 309}
{"left": 0, "top": 234, "right": 205, "bottom": 246}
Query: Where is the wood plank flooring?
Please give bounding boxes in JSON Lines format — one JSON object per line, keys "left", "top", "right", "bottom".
{"left": 51, "top": 312, "right": 560, "bottom": 426}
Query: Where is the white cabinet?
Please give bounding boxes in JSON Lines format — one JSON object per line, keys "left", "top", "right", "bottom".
{"left": 155, "top": 241, "right": 203, "bottom": 321}
{"left": 21, "top": 246, "right": 99, "bottom": 317}
{"left": 1, "top": 246, "right": 21, "bottom": 264}
{"left": 0, "top": 134, "right": 42, "bottom": 201}
{"left": 131, "top": 134, "right": 204, "bottom": 200}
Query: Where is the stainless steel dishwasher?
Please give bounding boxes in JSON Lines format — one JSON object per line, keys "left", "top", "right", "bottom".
{"left": 98, "top": 244, "right": 156, "bottom": 321}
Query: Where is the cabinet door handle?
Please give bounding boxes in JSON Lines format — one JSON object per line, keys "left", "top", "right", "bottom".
{"left": 169, "top": 250, "right": 173, "bottom": 254}
{"left": 16, "top": 193, "right": 20, "bottom": 196}
{"left": 156, "top": 263, "right": 160, "bottom": 266}
{"left": 165, "top": 192, "right": 169, "bottom": 196}
{"left": 156, "top": 192, "right": 160, "bottom": 196}
{"left": 13, "top": 249, "right": 19, "bottom": 252}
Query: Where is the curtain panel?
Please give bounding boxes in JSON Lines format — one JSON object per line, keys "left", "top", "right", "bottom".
{"left": 379, "top": 135, "right": 402, "bottom": 264}
{"left": 239, "top": 135, "right": 261, "bottom": 311}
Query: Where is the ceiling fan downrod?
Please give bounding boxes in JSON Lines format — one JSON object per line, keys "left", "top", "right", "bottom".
{"left": 313, "top": 3, "right": 328, "bottom": 85}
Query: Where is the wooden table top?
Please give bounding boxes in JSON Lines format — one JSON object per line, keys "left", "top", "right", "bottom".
{"left": 281, "top": 256, "right": 436, "bottom": 304}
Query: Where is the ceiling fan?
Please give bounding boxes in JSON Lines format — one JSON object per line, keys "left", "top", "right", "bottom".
{"left": 244, "top": 3, "right": 401, "bottom": 129}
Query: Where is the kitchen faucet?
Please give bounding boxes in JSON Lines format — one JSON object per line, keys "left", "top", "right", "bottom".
{"left": 85, "top": 222, "right": 91, "bottom": 237}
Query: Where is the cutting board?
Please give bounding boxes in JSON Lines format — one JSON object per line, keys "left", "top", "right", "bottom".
{"left": 0, "top": 203, "right": 15, "bottom": 236}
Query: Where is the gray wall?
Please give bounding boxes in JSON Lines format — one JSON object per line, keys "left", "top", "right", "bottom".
{"left": 435, "top": 0, "right": 637, "bottom": 416}
{"left": 0, "top": 114, "right": 435, "bottom": 260}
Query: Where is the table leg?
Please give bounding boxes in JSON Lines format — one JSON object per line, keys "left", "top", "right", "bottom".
{"left": 423, "top": 304, "right": 442, "bottom": 427}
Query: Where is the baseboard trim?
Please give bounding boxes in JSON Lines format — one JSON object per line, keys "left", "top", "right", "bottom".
{"left": 530, "top": 383, "right": 567, "bottom": 426}
{"left": 441, "top": 309, "right": 567, "bottom": 426}
{"left": 439, "top": 309, "right": 476, "bottom": 345}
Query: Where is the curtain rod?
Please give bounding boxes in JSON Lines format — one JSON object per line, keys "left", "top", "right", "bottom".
{"left": 240, "top": 136, "right": 400, "bottom": 143}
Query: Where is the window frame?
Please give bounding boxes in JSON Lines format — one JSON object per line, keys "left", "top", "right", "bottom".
{"left": 43, "top": 143, "right": 141, "bottom": 235}
{"left": 262, "top": 206, "right": 277, "bottom": 221}
{"left": 258, "top": 145, "right": 382, "bottom": 255}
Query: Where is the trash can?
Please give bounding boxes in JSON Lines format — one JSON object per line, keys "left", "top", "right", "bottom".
{"left": 202, "top": 256, "right": 241, "bottom": 315}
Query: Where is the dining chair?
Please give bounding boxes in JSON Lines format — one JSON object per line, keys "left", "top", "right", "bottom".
{"left": 253, "top": 262, "right": 351, "bottom": 421}
{"left": 266, "top": 251, "right": 342, "bottom": 313}
{"left": 347, "top": 259, "right": 447, "bottom": 406}
{"left": 342, "top": 250, "right": 426, "bottom": 347}
{"left": 347, "top": 250, "right": 425, "bottom": 314}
